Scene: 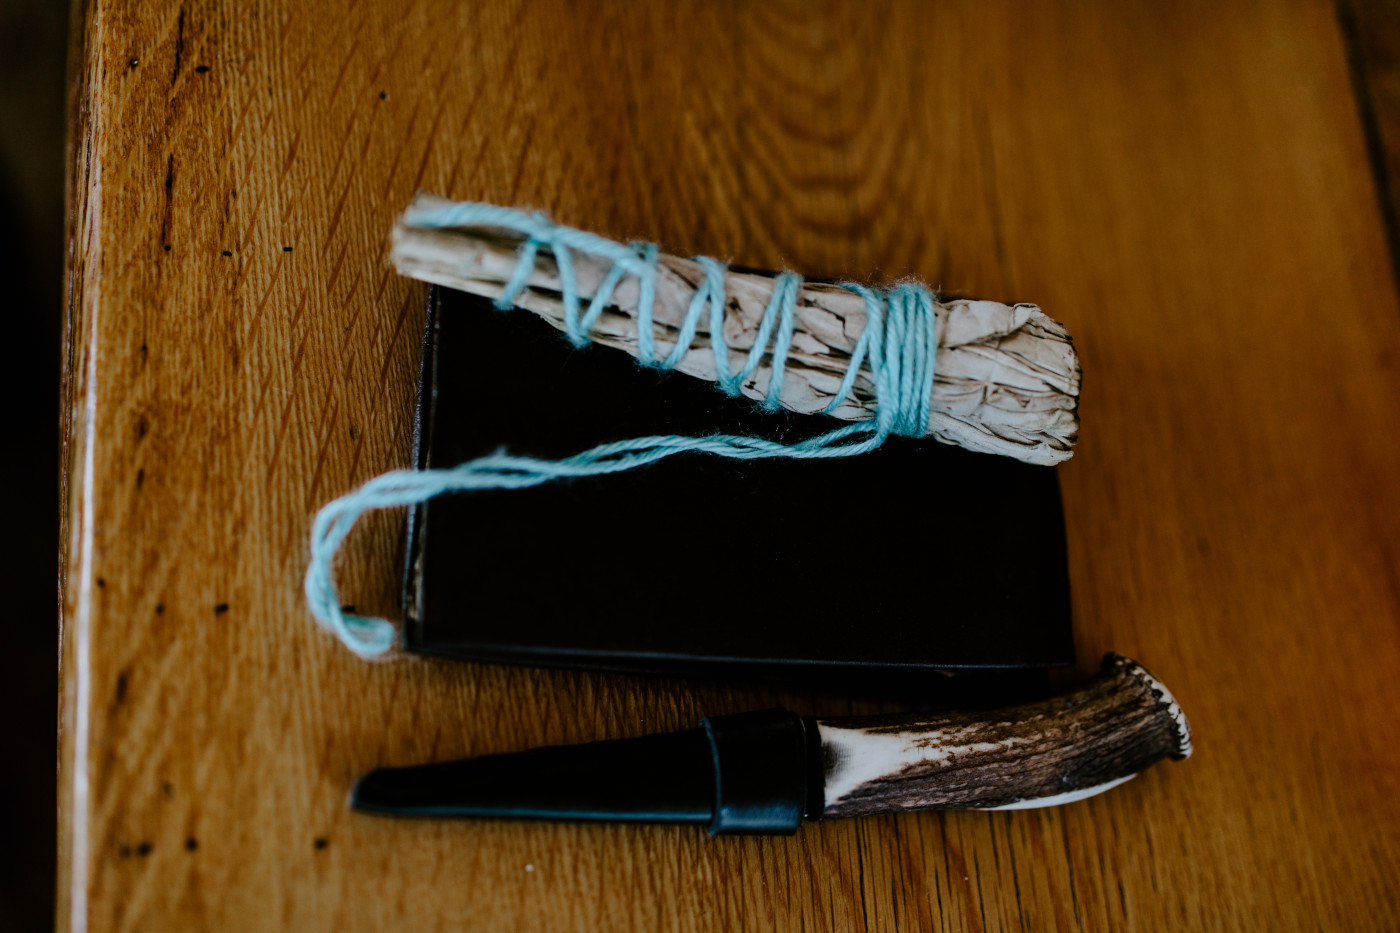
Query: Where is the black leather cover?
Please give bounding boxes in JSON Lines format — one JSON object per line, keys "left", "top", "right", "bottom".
{"left": 401, "top": 287, "right": 1075, "bottom": 683}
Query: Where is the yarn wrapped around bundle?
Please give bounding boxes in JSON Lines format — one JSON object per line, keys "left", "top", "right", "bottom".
{"left": 392, "top": 192, "right": 1081, "bottom": 466}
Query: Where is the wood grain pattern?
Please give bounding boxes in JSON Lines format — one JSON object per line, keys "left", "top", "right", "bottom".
{"left": 59, "top": 1, "right": 1400, "bottom": 930}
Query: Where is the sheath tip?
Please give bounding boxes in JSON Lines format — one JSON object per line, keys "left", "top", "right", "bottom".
{"left": 350, "top": 768, "right": 408, "bottom": 814}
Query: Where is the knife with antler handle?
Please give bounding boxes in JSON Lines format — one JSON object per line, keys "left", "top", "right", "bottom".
{"left": 352, "top": 654, "right": 1190, "bottom": 834}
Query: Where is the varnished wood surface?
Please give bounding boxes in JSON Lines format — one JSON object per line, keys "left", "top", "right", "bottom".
{"left": 59, "top": 1, "right": 1400, "bottom": 930}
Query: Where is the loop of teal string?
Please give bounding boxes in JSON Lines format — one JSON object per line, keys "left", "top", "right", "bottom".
{"left": 306, "top": 201, "right": 938, "bottom": 658}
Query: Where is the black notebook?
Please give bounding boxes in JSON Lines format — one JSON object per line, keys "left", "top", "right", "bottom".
{"left": 402, "top": 287, "right": 1075, "bottom": 683}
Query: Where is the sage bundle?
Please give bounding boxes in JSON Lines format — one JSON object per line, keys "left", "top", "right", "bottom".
{"left": 391, "top": 192, "right": 1080, "bottom": 466}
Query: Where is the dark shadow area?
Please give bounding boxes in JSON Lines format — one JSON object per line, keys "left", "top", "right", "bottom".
{"left": 0, "top": 0, "right": 68, "bottom": 929}
{"left": 1336, "top": 0, "right": 1400, "bottom": 294}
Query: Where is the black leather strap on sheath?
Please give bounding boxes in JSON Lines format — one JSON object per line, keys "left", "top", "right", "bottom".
{"left": 701, "top": 709, "right": 809, "bottom": 835}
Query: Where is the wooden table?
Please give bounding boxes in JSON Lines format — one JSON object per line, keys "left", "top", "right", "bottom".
{"left": 59, "top": 1, "right": 1400, "bottom": 929}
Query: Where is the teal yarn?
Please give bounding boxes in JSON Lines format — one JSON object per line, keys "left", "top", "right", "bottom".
{"left": 305, "top": 202, "right": 938, "bottom": 658}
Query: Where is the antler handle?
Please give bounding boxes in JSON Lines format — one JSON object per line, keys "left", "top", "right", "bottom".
{"left": 818, "top": 654, "right": 1191, "bottom": 817}
{"left": 390, "top": 192, "right": 1081, "bottom": 466}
